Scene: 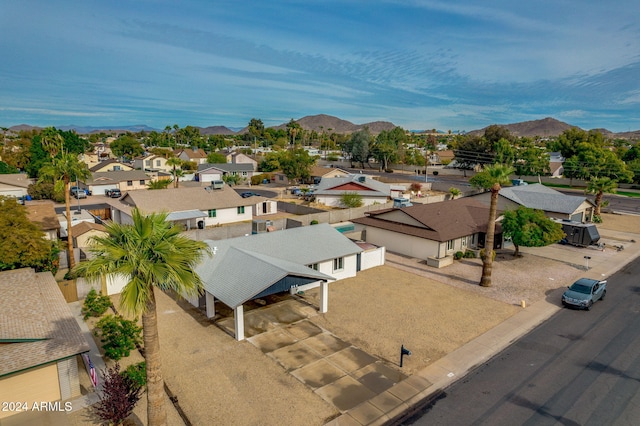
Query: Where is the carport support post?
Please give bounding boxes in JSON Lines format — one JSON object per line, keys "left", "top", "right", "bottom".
{"left": 234, "top": 305, "right": 245, "bottom": 341}
{"left": 319, "top": 281, "right": 328, "bottom": 314}
{"left": 205, "top": 292, "right": 215, "bottom": 318}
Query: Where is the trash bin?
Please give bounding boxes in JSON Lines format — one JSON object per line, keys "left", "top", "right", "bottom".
{"left": 197, "top": 220, "right": 205, "bottom": 229}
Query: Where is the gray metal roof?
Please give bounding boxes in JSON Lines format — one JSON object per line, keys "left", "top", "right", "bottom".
{"left": 194, "top": 223, "right": 362, "bottom": 308}
{"left": 166, "top": 209, "right": 208, "bottom": 221}
{"left": 500, "top": 184, "right": 592, "bottom": 214}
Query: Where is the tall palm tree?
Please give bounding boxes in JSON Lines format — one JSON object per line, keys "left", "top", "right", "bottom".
{"left": 40, "top": 152, "right": 91, "bottom": 270}
{"left": 40, "top": 127, "right": 64, "bottom": 159}
{"left": 166, "top": 157, "right": 182, "bottom": 188}
{"left": 469, "top": 164, "right": 514, "bottom": 287}
{"left": 74, "top": 209, "right": 210, "bottom": 426}
{"left": 586, "top": 176, "right": 617, "bottom": 218}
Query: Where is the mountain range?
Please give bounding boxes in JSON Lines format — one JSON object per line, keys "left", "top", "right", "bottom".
{"left": 6, "top": 115, "right": 639, "bottom": 140}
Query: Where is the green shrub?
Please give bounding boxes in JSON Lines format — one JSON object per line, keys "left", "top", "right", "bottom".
{"left": 122, "top": 361, "right": 147, "bottom": 388}
{"left": 463, "top": 250, "right": 477, "bottom": 259}
{"left": 340, "top": 192, "right": 363, "bottom": 208}
{"left": 310, "top": 219, "right": 319, "bottom": 225}
{"left": 95, "top": 315, "right": 142, "bottom": 361}
{"left": 454, "top": 251, "right": 464, "bottom": 260}
{"left": 327, "top": 155, "right": 339, "bottom": 161}
{"left": 82, "top": 289, "right": 112, "bottom": 319}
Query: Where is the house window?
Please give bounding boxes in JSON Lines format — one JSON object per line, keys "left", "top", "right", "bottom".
{"left": 127, "top": 180, "right": 133, "bottom": 186}
{"left": 309, "top": 263, "right": 318, "bottom": 271}
{"left": 145, "top": 160, "right": 151, "bottom": 167}
{"left": 139, "top": 180, "right": 145, "bottom": 185}
{"left": 471, "top": 234, "right": 476, "bottom": 245}
{"left": 114, "top": 165, "right": 121, "bottom": 171}
{"left": 461, "top": 237, "right": 467, "bottom": 247}
{"left": 208, "top": 209, "right": 216, "bottom": 218}
{"left": 156, "top": 160, "right": 161, "bottom": 167}
{"left": 333, "top": 257, "right": 344, "bottom": 272}
{"left": 242, "top": 171, "right": 248, "bottom": 176}
{"left": 237, "top": 206, "right": 245, "bottom": 214}
{"left": 447, "top": 240, "right": 454, "bottom": 251}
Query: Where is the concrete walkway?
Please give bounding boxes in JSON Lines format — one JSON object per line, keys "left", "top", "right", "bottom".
{"left": 326, "top": 229, "right": 640, "bottom": 425}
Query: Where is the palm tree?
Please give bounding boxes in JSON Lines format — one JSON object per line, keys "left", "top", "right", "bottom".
{"left": 40, "top": 127, "right": 64, "bottom": 159}
{"left": 586, "top": 176, "right": 617, "bottom": 219}
{"left": 166, "top": 157, "right": 182, "bottom": 188}
{"left": 40, "top": 152, "right": 91, "bottom": 270}
{"left": 74, "top": 209, "right": 210, "bottom": 426}
{"left": 469, "top": 164, "right": 514, "bottom": 287}
{"left": 449, "top": 187, "right": 461, "bottom": 199}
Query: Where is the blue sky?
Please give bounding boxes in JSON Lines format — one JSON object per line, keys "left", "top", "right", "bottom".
{"left": 1, "top": 0, "right": 639, "bottom": 132}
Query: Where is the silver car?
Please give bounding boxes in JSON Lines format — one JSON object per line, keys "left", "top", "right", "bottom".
{"left": 562, "top": 278, "right": 607, "bottom": 310}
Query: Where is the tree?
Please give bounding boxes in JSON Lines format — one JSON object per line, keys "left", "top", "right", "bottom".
{"left": 0, "top": 161, "right": 18, "bottom": 174}
{"left": 586, "top": 176, "right": 617, "bottom": 219}
{"left": 94, "top": 363, "right": 142, "bottom": 426}
{"left": 110, "top": 135, "right": 144, "bottom": 160}
{"left": 95, "top": 314, "right": 143, "bottom": 360}
{"left": 346, "top": 129, "right": 373, "bottom": 168}
{"left": 147, "top": 179, "right": 171, "bottom": 190}
{"left": 40, "top": 127, "right": 64, "bottom": 159}
{"left": 449, "top": 187, "right": 461, "bottom": 199}
{"left": 206, "top": 152, "right": 227, "bottom": 164}
{"left": 501, "top": 207, "right": 565, "bottom": 257}
{"left": 372, "top": 127, "right": 407, "bottom": 171}
{"left": 469, "top": 164, "right": 514, "bottom": 287}
{"left": 166, "top": 157, "right": 182, "bottom": 188}
{"left": 247, "top": 118, "right": 265, "bottom": 142}
{"left": 279, "top": 148, "right": 316, "bottom": 183}
{"left": 286, "top": 119, "right": 301, "bottom": 146}
{"left": 39, "top": 153, "right": 91, "bottom": 270}
{"left": 0, "top": 196, "right": 59, "bottom": 272}
{"left": 74, "top": 209, "right": 210, "bottom": 426}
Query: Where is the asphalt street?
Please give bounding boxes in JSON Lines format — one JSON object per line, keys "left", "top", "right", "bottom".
{"left": 403, "top": 257, "right": 640, "bottom": 426}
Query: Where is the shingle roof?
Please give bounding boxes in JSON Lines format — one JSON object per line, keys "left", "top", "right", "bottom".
{"left": 25, "top": 200, "right": 60, "bottom": 231}
{"left": 0, "top": 173, "right": 33, "bottom": 188}
{"left": 197, "top": 163, "right": 255, "bottom": 173}
{"left": 499, "top": 184, "right": 592, "bottom": 214}
{"left": 119, "top": 185, "right": 256, "bottom": 213}
{"left": 351, "top": 197, "right": 493, "bottom": 242}
{"left": 194, "top": 224, "right": 361, "bottom": 308}
{"left": 88, "top": 170, "right": 150, "bottom": 184}
{"left": 0, "top": 269, "right": 90, "bottom": 377}
{"left": 315, "top": 175, "right": 391, "bottom": 197}
{"left": 70, "top": 220, "right": 106, "bottom": 236}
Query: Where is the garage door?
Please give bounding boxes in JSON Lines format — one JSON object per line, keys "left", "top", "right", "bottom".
{"left": 0, "top": 363, "right": 60, "bottom": 419}
{"left": 570, "top": 212, "right": 583, "bottom": 222}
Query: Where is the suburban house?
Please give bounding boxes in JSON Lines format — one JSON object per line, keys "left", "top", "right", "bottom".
{"left": 548, "top": 152, "right": 565, "bottom": 177}
{"left": 309, "top": 165, "right": 351, "bottom": 184}
{"left": 133, "top": 155, "right": 171, "bottom": 173}
{"left": 110, "top": 184, "right": 257, "bottom": 228}
{"left": 89, "top": 159, "right": 133, "bottom": 173}
{"left": 71, "top": 221, "right": 107, "bottom": 260}
{"left": 189, "top": 224, "right": 366, "bottom": 340}
{"left": 314, "top": 174, "right": 392, "bottom": 207}
{"left": 351, "top": 197, "right": 500, "bottom": 268}
{"left": 0, "top": 269, "right": 90, "bottom": 419}
{"left": 0, "top": 173, "right": 32, "bottom": 198}
{"left": 25, "top": 200, "right": 60, "bottom": 240}
{"left": 196, "top": 163, "right": 256, "bottom": 183}
{"left": 86, "top": 170, "right": 152, "bottom": 195}
{"left": 176, "top": 148, "right": 208, "bottom": 165}
{"left": 226, "top": 152, "right": 258, "bottom": 170}
{"left": 472, "top": 183, "right": 595, "bottom": 223}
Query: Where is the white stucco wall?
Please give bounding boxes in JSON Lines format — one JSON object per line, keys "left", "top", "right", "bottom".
{"left": 360, "top": 246, "right": 386, "bottom": 270}
{"left": 365, "top": 227, "right": 441, "bottom": 259}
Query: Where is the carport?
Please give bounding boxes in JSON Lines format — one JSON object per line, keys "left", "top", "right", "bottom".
{"left": 198, "top": 247, "right": 334, "bottom": 340}
{"left": 166, "top": 209, "right": 207, "bottom": 230}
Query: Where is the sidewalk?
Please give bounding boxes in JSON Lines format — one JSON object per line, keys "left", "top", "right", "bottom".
{"left": 326, "top": 231, "right": 640, "bottom": 426}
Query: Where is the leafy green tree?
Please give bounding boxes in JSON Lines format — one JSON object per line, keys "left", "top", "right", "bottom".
{"left": 259, "top": 152, "right": 282, "bottom": 172}
{"left": 27, "top": 181, "right": 57, "bottom": 200}
{"left": 25, "top": 133, "right": 52, "bottom": 178}
{"left": 483, "top": 125, "right": 514, "bottom": 147}
{"left": 340, "top": 192, "right": 363, "bottom": 208}
{"left": 206, "top": 152, "right": 227, "bottom": 163}
{"left": 452, "top": 134, "right": 495, "bottom": 170}
{"left": 622, "top": 144, "right": 640, "bottom": 162}
{"left": 372, "top": 127, "right": 408, "bottom": 170}
{"left": 40, "top": 127, "right": 64, "bottom": 159}
{"left": 547, "top": 128, "right": 604, "bottom": 159}
{"left": 39, "top": 153, "right": 91, "bottom": 270}
{"left": 110, "top": 135, "right": 144, "bottom": 160}
{"left": 563, "top": 144, "right": 632, "bottom": 183}
{"left": 493, "top": 138, "right": 515, "bottom": 165}
{"left": 82, "top": 288, "right": 112, "bottom": 319}
{"left": 346, "top": 129, "right": 373, "bottom": 168}
{"left": 0, "top": 161, "right": 18, "bottom": 174}
{"left": 246, "top": 118, "right": 265, "bottom": 142}
{"left": 514, "top": 147, "right": 550, "bottom": 177}
{"left": 96, "top": 314, "right": 142, "bottom": 360}
{"left": 279, "top": 148, "right": 316, "bottom": 183}
{"left": 60, "top": 129, "right": 91, "bottom": 154}
{"left": 0, "top": 196, "right": 59, "bottom": 272}
{"left": 501, "top": 207, "right": 565, "bottom": 257}
{"left": 222, "top": 174, "right": 241, "bottom": 186}
{"left": 469, "top": 164, "right": 514, "bottom": 287}
{"left": 626, "top": 158, "right": 640, "bottom": 184}
{"left": 74, "top": 209, "right": 210, "bottom": 426}
{"left": 586, "top": 176, "right": 617, "bottom": 218}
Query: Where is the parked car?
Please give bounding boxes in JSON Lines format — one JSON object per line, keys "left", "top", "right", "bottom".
{"left": 105, "top": 188, "right": 122, "bottom": 198}
{"left": 561, "top": 278, "right": 607, "bottom": 310}
{"left": 240, "top": 192, "right": 258, "bottom": 198}
{"left": 70, "top": 186, "right": 87, "bottom": 199}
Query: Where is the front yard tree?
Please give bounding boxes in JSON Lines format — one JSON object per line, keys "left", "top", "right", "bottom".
{"left": 279, "top": 148, "right": 316, "bottom": 183}
{"left": 94, "top": 363, "right": 142, "bottom": 426}
{"left": 586, "top": 176, "right": 617, "bottom": 219}
{"left": 347, "top": 129, "right": 373, "bottom": 168}
{"left": 74, "top": 209, "right": 210, "bottom": 426}
{"left": 501, "top": 207, "right": 565, "bottom": 257}
{"left": 469, "top": 164, "right": 514, "bottom": 287}
{"left": 111, "top": 135, "right": 144, "bottom": 160}
{"left": 0, "top": 196, "right": 59, "bottom": 272}
{"left": 40, "top": 152, "right": 91, "bottom": 270}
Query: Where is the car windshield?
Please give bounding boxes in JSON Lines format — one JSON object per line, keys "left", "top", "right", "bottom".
{"left": 569, "top": 283, "right": 592, "bottom": 294}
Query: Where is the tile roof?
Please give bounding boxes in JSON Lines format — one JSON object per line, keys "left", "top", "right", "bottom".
{"left": 119, "top": 185, "right": 256, "bottom": 213}
{"left": 194, "top": 224, "right": 362, "bottom": 308}
{"left": 315, "top": 175, "right": 391, "bottom": 197}
{"left": 499, "top": 184, "right": 592, "bottom": 214}
{"left": 0, "top": 269, "right": 90, "bottom": 377}
{"left": 351, "top": 197, "right": 493, "bottom": 242}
